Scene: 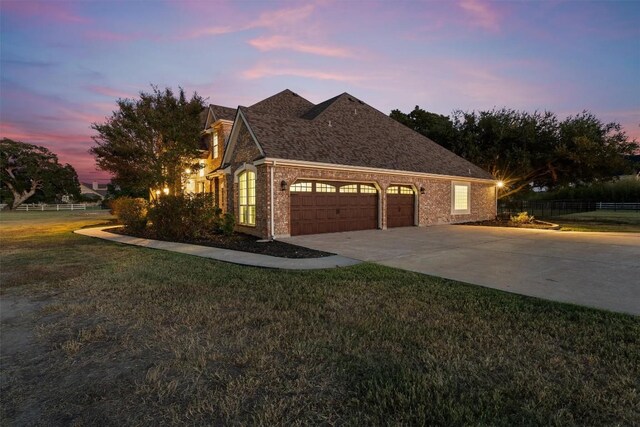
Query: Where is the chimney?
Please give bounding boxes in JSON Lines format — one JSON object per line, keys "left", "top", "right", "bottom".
{"left": 92, "top": 181, "right": 99, "bottom": 190}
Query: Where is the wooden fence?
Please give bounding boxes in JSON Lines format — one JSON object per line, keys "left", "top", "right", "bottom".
{"left": 0, "top": 203, "right": 99, "bottom": 211}
{"left": 498, "top": 200, "right": 640, "bottom": 217}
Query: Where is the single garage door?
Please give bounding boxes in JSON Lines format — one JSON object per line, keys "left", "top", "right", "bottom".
{"left": 290, "top": 181, "right": 378, "bottom": 236}
{"left": 386, "top": 185, "right": 415, "bottom": 228}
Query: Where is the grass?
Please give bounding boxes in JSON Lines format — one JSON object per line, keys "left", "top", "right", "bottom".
{"left": 552, "top": 210, "right": 640, "bottom": 232}
{"left": 1, "top": 211, "right": 639, "bottom": 425}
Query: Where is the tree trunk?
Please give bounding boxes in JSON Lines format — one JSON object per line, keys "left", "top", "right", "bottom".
{"left": 4, "top": 180, "right": 39, "bottom": 210}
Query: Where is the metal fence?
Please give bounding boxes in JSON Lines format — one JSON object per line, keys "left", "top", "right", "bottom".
{"left": 498, "top": 200, "right": 640, "bottom": 218}
{"left": 0, "top": 203, "right": 101, "bottom": 211}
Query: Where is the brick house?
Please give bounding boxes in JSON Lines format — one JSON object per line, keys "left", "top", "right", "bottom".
{"left": 188, "top": 89, "right": 497, "bottom": 238}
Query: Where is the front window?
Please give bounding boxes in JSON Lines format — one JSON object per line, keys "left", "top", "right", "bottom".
{"left": 212, "top": 132, "right": 219, "bottom": 158}
{"left": 238, "top": 170, "right": 256, "bottom": 226}
{"left": 452, "top": 182, "right": 470, "bottom": 214}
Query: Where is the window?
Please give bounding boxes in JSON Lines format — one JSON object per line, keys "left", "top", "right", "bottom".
{"left": 360, "top": 184, "right": 376, "bottom": 194}
{"left": 400, "top": 186, "right": 413, "bottom": 195}
{"left": 386, "top": 186, "right": 399, "bottom": 194}
{"left": 452, "top": 182, "right": 470, "bottom": 214}
{"left": 212, "top": 132, "right": 219, "bottom": 158}
{"left": 316, "top": 183, "right": 336, "bottom": 192}
{"left": 290, "top": 182, "right": 312, "bottom": 192}
{"left": 339, "top": 184, "right": 358, "bottom": 193}
{"left": 239, "top": 170, "right": 256, "bottom": 226}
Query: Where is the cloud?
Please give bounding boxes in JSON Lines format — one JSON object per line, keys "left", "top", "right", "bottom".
{"left": 248, "top": 35, "right": 352, "bottom": 58}
{"left": 83, "top": 30, "right": 143, "bottom": 42}
{"left": 242, "top": 64, "right": 361, "bottom": 83}
{"left": 459, "top": 0, "right": 501, "bottom": 32}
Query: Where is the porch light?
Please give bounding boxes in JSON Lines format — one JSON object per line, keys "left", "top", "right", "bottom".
{"left": 163, "top": 187, "right": 170, "bottom": 195}
{"left": 185, "top": 168, "right": 191, "bottom": 174}
{"left": 497, "top": 181, "right": 504, "bottom": 188}
{"left": 420, "top": 186, "right": 425, "bottom": 194}
{"left": 280, "top": 180, "right": 287, "bottom": 191}
{"left": 155, "top": 190, "right": 161, "bottom": 196}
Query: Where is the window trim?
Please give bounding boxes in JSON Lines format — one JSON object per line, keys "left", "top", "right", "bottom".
{"left": 451, "top": 181, "right": 471, "bottom": 214}
{"left": 238, "top": 170, "right": 256, "bottom": 226}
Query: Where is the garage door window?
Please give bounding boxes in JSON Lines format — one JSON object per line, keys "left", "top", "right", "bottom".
{"left": 360, "top": 184, "right": 376, "bottom": 194}
{"left": 451, "top": 182, "right": 470, "bottom": 214}
{"left": 316, "top": 183, "right": 336, "bottom": 192}
{"left": 291, "top": 182, "right": 312, "bottom": 192}
{"left": 386, "top": 186, "right": 399, "bottom": 194}
{"left": 340, "top": 184, "right": 358, "bottom": 193}
{"left": 238, "top": 170, "right": 256, "bottom": 226}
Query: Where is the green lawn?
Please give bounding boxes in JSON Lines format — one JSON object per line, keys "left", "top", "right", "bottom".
{"left": 553, "top": 210, "right": 640, "bottom": 232}
{"left": 1, "top": 211, "right": 639, "bottom": 425}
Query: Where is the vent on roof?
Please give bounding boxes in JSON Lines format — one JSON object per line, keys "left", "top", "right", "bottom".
{"left": 328, "top": 120, "right": 332, "bottom": 127}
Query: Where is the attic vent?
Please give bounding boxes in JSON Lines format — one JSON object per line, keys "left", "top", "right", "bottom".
{"left": 328, "top": 120, "right": 332, "bottom": 127}
{"left": 354, "top": 108, "right": 357, "bottom": 115}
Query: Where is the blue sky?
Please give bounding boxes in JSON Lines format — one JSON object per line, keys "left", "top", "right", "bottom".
{"left": 1, "top": 0, "right": 638, "bottom": 182}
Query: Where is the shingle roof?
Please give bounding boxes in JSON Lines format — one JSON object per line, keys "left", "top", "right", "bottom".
{"left": 248, "top": 89, "right": 314, "bottom": 118}
{"left": 209, "top": 104, "right": 236, "bottom": 122}
{"left": 240, "top": 93, "right": 493, "bottom": 180}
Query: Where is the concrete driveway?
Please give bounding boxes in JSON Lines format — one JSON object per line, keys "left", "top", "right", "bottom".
{"left": 283, "top": 226, "right": 640, "bottom": 315}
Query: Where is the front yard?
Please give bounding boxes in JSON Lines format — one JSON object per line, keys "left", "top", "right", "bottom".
{"left": 1, "top": 211, "right": 638, "bottom": 425}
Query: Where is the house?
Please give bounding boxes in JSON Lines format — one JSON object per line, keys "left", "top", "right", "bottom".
{"left": 185, "top": 89, "right": 497, "bottom": 238}
{"left": 80, "top": 181, "right": 108, "bottom": 200}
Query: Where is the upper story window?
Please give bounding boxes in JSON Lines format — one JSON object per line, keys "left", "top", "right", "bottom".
{"left": 451, "top": 182, "right": 470, "bottom": 214}
{"left": 291, "top": 182, "right": 312, "bottom": 192}
{"left": 238, "top": 170, "right": 256, "bottom": 226}
{"left": 212, "top": 132, "right": 219, "bottom": 158}
{"left": 316, "top": 183, "right": 336, "bottom": 193}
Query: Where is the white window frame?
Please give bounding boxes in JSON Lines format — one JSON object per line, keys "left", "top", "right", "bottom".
{"left": 451, "top": 181, "right": 471, "bottom": 214}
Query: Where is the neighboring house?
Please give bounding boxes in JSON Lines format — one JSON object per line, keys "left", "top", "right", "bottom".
{"left": 185, "top": 89, "right": 497, "bottom": 238}
{"left": 80, "top": 182, "right": 108, "bottom": 200}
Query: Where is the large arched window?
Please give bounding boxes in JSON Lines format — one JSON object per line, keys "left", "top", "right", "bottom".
{"left": 238, "top": 170, "right": 256, "bottom": 226}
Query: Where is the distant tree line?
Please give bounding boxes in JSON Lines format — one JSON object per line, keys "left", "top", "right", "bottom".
{"left": 390, "top": 107, "right": 638, "bottom": 199}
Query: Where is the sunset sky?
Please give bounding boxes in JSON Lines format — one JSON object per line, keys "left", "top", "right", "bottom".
{"left": 1, "top": 0, "right": 639, "bottom": 183}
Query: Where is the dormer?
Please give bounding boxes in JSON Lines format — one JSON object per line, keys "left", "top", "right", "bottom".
{"left": 202, "top": 104, "right": 236, "bottom": 169}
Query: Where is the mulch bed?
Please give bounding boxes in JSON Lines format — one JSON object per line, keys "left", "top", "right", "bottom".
{"left": 106, "top": 227, "right": 333, "bottom": 259}
{"left": 462, "top": 218, "right": 559, "bottom": 230}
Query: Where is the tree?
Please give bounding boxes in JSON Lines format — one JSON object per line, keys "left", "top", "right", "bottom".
{"left": 0, "top": 138, "right": 81, "bottom": 210}
{"left": 90, "top": 86, "right": 205, "bottom": 198}
{"left": 391, "top": 107, "right": 638, "bottom": 198}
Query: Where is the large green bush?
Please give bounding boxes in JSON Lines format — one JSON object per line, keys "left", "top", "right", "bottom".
{"left": 148, "top": 193, "right": 233, "bottom": 240}
{"left": 111, "top": 197, "right": 148, "bottom": 232}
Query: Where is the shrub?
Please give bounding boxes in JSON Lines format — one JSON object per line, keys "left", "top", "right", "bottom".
{"left": 220, "top": 213, "right": 235, "bottom": 236}
{"left": 148, "top": 193, "right": 232, "bottom": 240}
{"left": 510, "top": 211, "right": 534, "bottom": 224}
{"left": 112, "top": 197, "right": 148, "bottom": 232}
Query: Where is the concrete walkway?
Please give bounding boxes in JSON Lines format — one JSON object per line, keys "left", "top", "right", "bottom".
{"left": 283, "top": 226, "right": 640, "bottom": 315}
{"left": 74, "top": 227, "right": 360, "bottom": 270}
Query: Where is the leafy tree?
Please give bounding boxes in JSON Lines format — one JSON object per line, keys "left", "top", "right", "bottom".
{"left": 390, "top": 106, "right": 457, "bottom": 151}
{"left": 90, "top": 86, "right": 205, "bottom": 198}
{"left": 391, "top": 107, "right": 638, "bottom": 198}
{"left": 0, "top": 138, "right": 80, "bottom": 210}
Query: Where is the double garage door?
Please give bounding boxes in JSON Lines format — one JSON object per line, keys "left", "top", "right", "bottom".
{"left": 290, "top": 181, "right": 415, "bottom": 236}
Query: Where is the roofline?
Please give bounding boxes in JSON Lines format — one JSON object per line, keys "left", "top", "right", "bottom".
{"left": 255, "top": 157, "right": 497, "bottom": 184}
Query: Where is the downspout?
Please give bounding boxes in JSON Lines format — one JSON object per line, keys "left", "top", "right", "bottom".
{"left": 270, "top": 160, "right": 275, "bottom": 240}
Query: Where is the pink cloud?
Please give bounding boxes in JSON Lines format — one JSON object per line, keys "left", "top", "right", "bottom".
{"left": 1, "top": 1, "right": 90, "bottom": 24}
{"left": 248, "top": 35, "right": 352, "bottom": 58}
{"left": 459, "top": 0, "right": 501, "bottom": 32}
{"left": 242, "top": 64, "right": 361, "bottom": 83}
{"left": 83, "top": 30, "right": 142, "bottom": 42}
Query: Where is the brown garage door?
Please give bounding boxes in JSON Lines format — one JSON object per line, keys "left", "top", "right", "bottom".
{"left": 386, "top": 185, "right": 415, "bottom": 228}
{"left": 290, "top": 181, "right": 378, "bottom": 236}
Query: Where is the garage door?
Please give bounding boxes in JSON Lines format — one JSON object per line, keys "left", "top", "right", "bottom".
{"left": 386, "top": 185, "right": 415, "bottom": 228}
{"left": 290, "top": 181, "right": 378, "bottom": 236}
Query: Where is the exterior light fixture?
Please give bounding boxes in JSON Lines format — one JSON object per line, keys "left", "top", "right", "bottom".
{"left": 185, "top": 168, "right": 191, "bottom": 174}
{"left": 280, "top": 180, "right": 287, "bottom": 191}
{"left": 163, "top": 187, "right": 170, "bottom": 195}
{"left": 155, "top": 190, "right": 161, "bottom": 196}
{"left": 420, "top": 186, "right": 425, "bottom": 194}
{"left": 497, "top": 181, "right": 504, "bottom": 188}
